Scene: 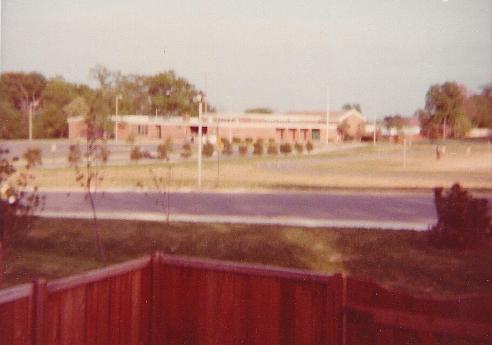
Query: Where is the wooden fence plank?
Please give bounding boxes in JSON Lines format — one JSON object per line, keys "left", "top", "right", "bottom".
{"left": 1, "top": 254, "right": 491, "bottom": 345}
{"left": 0, "top": 301, "right": 15, "bottom": 345}
{"left": 32, "top": 279, "right": 46, "bottom": 345}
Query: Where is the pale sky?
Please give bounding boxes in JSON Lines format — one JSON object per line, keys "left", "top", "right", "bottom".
{"left": 1, "top": 0, "right": 491, "bottom": 119}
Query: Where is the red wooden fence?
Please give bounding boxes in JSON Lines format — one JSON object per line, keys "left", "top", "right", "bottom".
{"left": 0, "top": 253, "right": 491, "bottom": 345}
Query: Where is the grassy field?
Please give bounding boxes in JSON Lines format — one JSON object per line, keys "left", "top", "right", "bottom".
{"left": 2, "top": 217, "right": 492, "bottom": 297}
{"left": 29, "top": 140, "right": 492, "bottom": 191}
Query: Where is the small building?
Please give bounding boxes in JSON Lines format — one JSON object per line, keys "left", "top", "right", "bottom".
{"left": 68, "top": 110, "right": 366, "bottom": 144}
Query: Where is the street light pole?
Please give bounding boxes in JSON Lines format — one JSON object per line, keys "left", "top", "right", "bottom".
{"left": 197, "top": 93, "right": 203, "bottom": 189}
{"left": 115, "top": 94, "right": 122, "bottom": 143}
{"left": 326, "top": 87, "right": 330, "bottom": 146}
{"left": 28, "top": 102, "right": 33, "bottom": 141}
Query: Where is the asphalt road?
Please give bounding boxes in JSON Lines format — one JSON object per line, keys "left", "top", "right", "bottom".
{"left": 38, "top": 191, "right": 455, "bottom": 229}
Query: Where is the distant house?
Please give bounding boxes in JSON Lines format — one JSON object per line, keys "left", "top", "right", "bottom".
{"left": 67, "top": 110, "right": 366, "bottom": 144}
{"left": 467, "top": 128, "right": 492, "bottom": 139}
{"left": 380, "top": 116, "right": 422, "bottom": 141}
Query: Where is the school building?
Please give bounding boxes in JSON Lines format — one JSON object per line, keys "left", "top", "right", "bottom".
{"left": 67, "top": 110, "right": 366, "bottom": 144}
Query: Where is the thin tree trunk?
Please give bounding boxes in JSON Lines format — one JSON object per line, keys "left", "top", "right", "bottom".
{"left": 87, "top": 189, "right": 106, "bottom": 261}
{"left": 442, "top": 117, "right": 447, "bottom": 140}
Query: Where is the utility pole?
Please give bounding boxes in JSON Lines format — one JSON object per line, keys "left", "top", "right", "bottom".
{"left": 373, "top": 119, "right": 377, "bottom": 145}
{"left": 197, "top": 93, "right": 204, "bottom": 189}
{"left": 326, "top": 87, "right": 330, "bottom": 146}
{"left": 489, "top": 140, "right": 491, "bottom": 172}
{"left": 115, "top": 94, "right": 122, "bottom": 142}
{"left": 28, "top": 102, "right": 33, "bottom": 141}
{"left": 403, "top": 139, "right": 407, "bottom": 169}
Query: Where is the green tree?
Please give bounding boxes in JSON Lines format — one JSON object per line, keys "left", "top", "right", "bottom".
{"left": 464, "top": 83, "right": 492, "bottom": 128}
{"left": 22, "top": 148, "right": 42, "bottom": 168}
{"left": 342, "top": 103, "right": 362, "bottom": 113}
{"left": 425, "top": 82, "right": 468, "bottom": 139}
{"left": 0, "top": 100, "right": 24, "bottom": 139}
{"left": 1, "top": 72, "right": 47, "bottom": 139}
{"left": 64, "top": 96, "right": 90, "bottom": 119}
{"left": 68, "top": 119, "right": 110, "bottom": 261}
{"left": 146, "top": 71, "right": 209, "bottom": 117}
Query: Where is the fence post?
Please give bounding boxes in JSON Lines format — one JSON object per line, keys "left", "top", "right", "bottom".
{"left": 150, "top": 251, "right": 162, "bottom": 345}
{"left": 341, "top": 273, "right": 347, "bottom": 345}
{"left": 32, "top": 278, "right": 47, "bottom": 345}
{"left": 0, "top": 242, "right": 3, "bottom": 287}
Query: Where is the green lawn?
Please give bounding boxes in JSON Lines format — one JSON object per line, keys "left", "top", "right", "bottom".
{"left": 29, "top": 140, "right": 492, "bottom": 191}
{"left": 2, "top": 217, "right": 491, "bottom": 297}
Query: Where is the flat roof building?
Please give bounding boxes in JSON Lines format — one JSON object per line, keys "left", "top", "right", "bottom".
{"left": 68, "top": 110, "right": 366, "bottom": 144}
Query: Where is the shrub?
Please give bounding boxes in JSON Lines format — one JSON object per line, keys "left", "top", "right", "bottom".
{"left": 279, "top": 143, "right": 292, "bottom": 155}
{"left": 253, "top": 139, "right": 264, "bottom": 155}
{"left": 222, "top": 139, "right": 233, "bottom": 155}
{"left": 180, "top": 142, "right": 192, "bottom": 158}
{"left": 126, "top": 133, "right": 135, "bottom": 144}
{"left": 294, "top": 142, "right": 304, "bottom": 154}
{"left": 67, "top": 144, "right": 81, "bottom": 167}
{"left": 238, "top": 144, "right": 248, "bottom": 156}
{"left": 22, "top": 148, "right": 42, "bottom": 167}
{"left": 267, "top": 142, "right": 278, "bottom": 155}
{"left": 203, "top": 141, "right": 215, "bottom": 157}
{"left": 157, "top": 143, "right": 168, "bottom": 160}
{"left": 430, "top": 183, "right": 491, "bottom": 248}
{"left": 130, "top": 146, "right": 143, "bottom": 162}
{"left": 306, "top": 141, "right": 314, "bottom": 153}
{"left": 164, "top": 137, "right": 173, "bottom": 153}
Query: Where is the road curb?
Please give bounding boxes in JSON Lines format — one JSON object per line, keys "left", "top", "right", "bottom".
{"left": 39, "top": 211, "right": 431, "bottom": 231}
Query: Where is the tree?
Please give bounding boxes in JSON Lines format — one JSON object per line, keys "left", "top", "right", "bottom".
{"left": 22, "top": 148, "right": 42, "bottom": 168}
{"left": 35, "top": 104, "right": 67, "bottom": 138}
{"left": 157, "top": 144, "right": 168, "bottom": 160}
{"left": 463, "top": 83, "right": 492, "bottom": 128}
{"left": 294, "top": 142, "right": 304, "bottom": 154}
{"left": 1, "top": 147, "right": 43, "bottom": 244}
{"left": 64, "top": 96, "right": 90, "bottom": 119}
{"left": 342, "top": 103, "right": 362, "bottom": 113}
{"left": 147, "top": 71, "right": 204, "bottom": 116}
{"left": 180, "top": 142, "right": 192, "bottom": 158}
{"left": 337, "top": 121, "right": 350, "bottom": 141}
{"left": 0, "top": 100, "right": 24, "bottom": 139}
{"left": 424, "top": 82, "right": 468, "bottom": 139}
{"left": 245, "top": 107, "right": 273, "bottom": 114}
{"left": 1, "top": 72, "right": 47, "bottom": 138}
{"left": 280, "top": 143, "right": 292, "bottom": 155}
{"left": 306, "top": 141, "right": 313, "bottom": 154}
{"left": 203, "top": 142, "right": 215, "bottom": 157}
{"left": 222, "top": 139, "right": 233, "bottom": 155}
{"left": 253, "top": 139, "right": 264, "bottom": 155}
{"left": 430, "top": 184, "right": 490, "bottom": 248}
{"left": 130, "top": 146, "right": 144, "bottom": 163}
{"left": 89, "top": 65, "right": 112, "bottom": 90}
{"left": 267, "top": 141, "right": 278, "bottom": 155}
{"left": 416, "top": 109, "right": 439, "bottom": 139}
{"left": 68, "top": 112, "right": 110, "bottom": 261}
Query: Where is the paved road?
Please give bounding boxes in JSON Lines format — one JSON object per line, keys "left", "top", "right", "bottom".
{"left": 37, "top": 191, "right": 458, "bottom": 230}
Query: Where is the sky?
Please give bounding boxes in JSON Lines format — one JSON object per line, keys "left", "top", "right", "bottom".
{"left": 1, "top": 0, "right": 491, "bottom": 119}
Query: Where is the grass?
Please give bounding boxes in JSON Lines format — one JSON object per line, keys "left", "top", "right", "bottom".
{"left": 2, "top": 217, "right": 492, "bottom": 297}
{"left": 28, "top": 140, "right": 492, "bottom": 191}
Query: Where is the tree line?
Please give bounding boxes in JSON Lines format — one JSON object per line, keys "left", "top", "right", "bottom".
{"left": 383, "top": 81, "right": 492, "bottom": 139}
{"left": 0, "top": 66, "right": 210, "bottom": 140}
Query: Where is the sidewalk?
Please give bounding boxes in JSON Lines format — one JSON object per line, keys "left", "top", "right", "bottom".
{"left": 39, "top": 210, "right": 431, "bottom": 231}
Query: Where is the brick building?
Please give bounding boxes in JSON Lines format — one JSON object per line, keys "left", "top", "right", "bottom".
{"left": 68, "top": 110, "right": 366, "bottom": 144}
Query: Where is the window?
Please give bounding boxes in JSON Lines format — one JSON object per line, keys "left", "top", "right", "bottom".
{"left": 137, "top": 125, "right": 148, "bottom": 135}
{"left": 312, "top": 129, "right": 320, "bottom": 141}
